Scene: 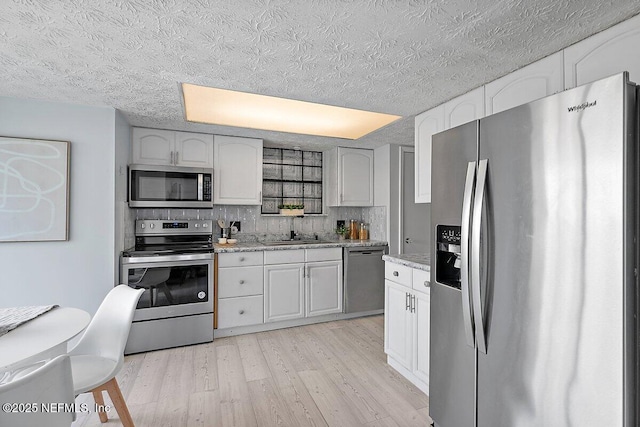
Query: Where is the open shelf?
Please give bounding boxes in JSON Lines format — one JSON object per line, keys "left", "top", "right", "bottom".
{"left": 262, "top": 148, "right": 323, "bottom": 215}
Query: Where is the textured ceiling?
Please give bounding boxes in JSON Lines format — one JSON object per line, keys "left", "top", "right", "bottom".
{"left": 1, "top": 0, "right": 640, "bottom": 150}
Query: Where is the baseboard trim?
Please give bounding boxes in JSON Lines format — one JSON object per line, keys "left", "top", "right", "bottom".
{"left": 214, "top": 309, "right": 383, "bottom": 338}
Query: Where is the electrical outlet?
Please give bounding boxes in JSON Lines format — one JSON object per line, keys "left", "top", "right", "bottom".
{"left": 337, "top": 220, "right": 345, "bottom": 228}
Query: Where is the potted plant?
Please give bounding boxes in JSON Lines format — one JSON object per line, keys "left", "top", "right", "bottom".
{"left": 335, "top": 225, "right": 348, "bottom": 240}
{"left": 279, "top": 204, "right": 304, "bottom": 216}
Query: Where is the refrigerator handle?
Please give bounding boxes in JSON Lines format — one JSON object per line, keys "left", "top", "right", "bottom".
{"left": 472, "top": 159, "right": 488, "bottom": 354}
{"left": 460, "top": 161, "right": 476, "bottom": 348}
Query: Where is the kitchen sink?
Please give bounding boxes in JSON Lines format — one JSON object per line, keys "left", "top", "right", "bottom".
{"left": 262, "top": 240, "right": 327, "bottom": 246}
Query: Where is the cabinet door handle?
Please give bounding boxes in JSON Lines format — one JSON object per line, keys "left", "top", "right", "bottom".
{"left": 405, "top": 292, "right": 410, "bottom": 311}
{"left": 259, "top": 191, "right": 262, "bottom": 204}
{"left": 239, "top": 280, "right": 245, "bottom": 284}
{"left": 393, "top": 271, "right": 399, "bottom": 277}
{"left": 424, "top": 280, "right": 430, "bottom": 288}
{"left": 239, "top": 310, "right": 245, "bottom": 315}
{"left": 170, "top": 151, "right": 174, "bottom": 165}
{"left": 239, "top": 257, "right": 245, "bottom": 262}
{"left": 411, "top": 295, "right": 416, "bottom": 313}
{"left": 174, "top": 150, "right": 179, "bottom": 164}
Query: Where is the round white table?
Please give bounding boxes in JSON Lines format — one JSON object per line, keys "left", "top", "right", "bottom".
{"left": 0, "top": 307, "right": 90, "bottom": 372}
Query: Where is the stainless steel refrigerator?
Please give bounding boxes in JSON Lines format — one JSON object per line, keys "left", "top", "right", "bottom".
{"left": 430, "top": 72, "right": 639, "bottom": 427}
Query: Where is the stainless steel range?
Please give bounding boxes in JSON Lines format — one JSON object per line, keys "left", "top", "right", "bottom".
{"left": 121, "top": 219, "right": 214, "bottom": 354}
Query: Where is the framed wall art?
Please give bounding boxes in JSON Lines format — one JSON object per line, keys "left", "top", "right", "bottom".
{"left": 0, "top": 136, "right": 70, "bottom": 242}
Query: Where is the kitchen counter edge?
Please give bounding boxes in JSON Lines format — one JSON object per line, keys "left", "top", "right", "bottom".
{"left": 214, "top": 240, "right": 389, "bottom": 253}
{"left": 382, "top": 253, "right": 431, "bottom": 272}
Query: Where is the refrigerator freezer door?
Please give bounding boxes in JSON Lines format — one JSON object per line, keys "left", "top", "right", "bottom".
{"left": 430, "top": 121, "right": 478, "bottom": 427}
{"left": 476, "top": 73, "right": 633, "bottom": 426}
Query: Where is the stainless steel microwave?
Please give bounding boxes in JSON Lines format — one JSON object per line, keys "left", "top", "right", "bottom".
{"left": 128, "top": 164, "right": 213, "bottom": 208}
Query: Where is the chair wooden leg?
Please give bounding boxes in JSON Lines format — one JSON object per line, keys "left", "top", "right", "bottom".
{"left": 104, "top": 377, "right": 135, "bottom": 427}
{"left": 91, "top": 388, "right": 109, "bottom": 423}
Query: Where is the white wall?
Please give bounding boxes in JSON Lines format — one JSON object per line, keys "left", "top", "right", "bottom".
{"left": 374, "top": 144, "right": 401, "bottom": 254}
{"left": 0, "top": 97, "right": 117, "bottom": 315}
{"left": 114, "top": 110, "right": 131, "bottom": 283}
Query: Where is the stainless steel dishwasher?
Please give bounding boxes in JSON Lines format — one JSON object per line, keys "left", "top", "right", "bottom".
{"left": 343, "top": 245, "right": 389, "bottom": 313}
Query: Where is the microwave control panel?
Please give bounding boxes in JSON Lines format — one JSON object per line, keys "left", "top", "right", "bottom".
{"left": 203, "top": 175, "right": 212, "bottom": 201}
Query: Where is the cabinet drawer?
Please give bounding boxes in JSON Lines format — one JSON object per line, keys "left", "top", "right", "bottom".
{"left": 385, "top": 262, "right": 412, "bottom": 287}
{"left": 217, "top": 295, "right": 264, "bottom": 329}
{"left": 218, "top": 266, "right": 263, "bottom": 298}
{"left": 264, "top": 249, "right": 305, "bottom": 265}
{"left": 412, "top": 268, "right": 431, "bottom": 294}
{"left": 218, "top": 251, "right": 263, "bottom": 267}
{"left": 305, "top": 247, "right": 342, "bottom": 262}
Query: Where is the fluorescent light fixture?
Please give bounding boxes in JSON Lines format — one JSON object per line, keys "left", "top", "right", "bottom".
{"left": 182, "top": 83, "right": 401, "bottom": 140}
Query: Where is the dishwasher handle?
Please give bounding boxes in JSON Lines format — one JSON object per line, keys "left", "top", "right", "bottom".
{"left": 346, "top": 249, "right": 386, "bottom": 257}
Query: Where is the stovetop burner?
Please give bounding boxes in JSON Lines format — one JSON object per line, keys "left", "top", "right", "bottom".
{"left": 122, "top": 219, "right": 214, "bottom": 257}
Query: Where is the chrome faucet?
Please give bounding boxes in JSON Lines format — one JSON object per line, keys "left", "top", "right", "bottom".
{"left": 290, "top": 217, "right": 299, "bottom": 240}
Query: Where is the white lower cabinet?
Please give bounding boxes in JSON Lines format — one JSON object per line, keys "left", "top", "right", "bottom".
{"left": 306, "top": 260, "right": 343, "bottom": 317}
{"left": 264, "top": 263, "right": 305, "bottom": 322}
{"left": 384, "top": 280, "right": 413, "bottom": 367}
{"left": 384, "top": 261, "right": 430, "bottom": 395}
{"left": 217, "top": 252, "right": 265, "bottom": 329}
{"left": 217, "top": 266, "right": 263, "bottom": 298}
{"left": 264, "top": 248, "right": 343, "bottom": 322}
{"left": 412, "top": 290, "right": 430, "bottom": 386}
{"left": 217, "top": 248, "right": 344, "bottom": 331}
{"left": 217, "top": 295, "right": 263, "bottom": 329}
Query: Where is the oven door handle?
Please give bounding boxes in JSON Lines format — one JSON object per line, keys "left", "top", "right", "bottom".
{"left": 122, "top": 253, "right": 214, "bottom": 264}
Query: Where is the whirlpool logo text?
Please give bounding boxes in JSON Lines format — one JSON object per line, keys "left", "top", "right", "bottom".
{"left": 567, "top": 100, "right": 597, "bottom": 112}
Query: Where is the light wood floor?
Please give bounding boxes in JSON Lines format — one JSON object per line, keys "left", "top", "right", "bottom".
{"left": 71, "top": 315, "right": 432, "bottom": 427}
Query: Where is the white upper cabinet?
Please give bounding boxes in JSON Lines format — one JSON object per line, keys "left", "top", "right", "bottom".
{"left": 132, "top": 128, "right": 174, "bottom": 166}
{"left": 325, "top": 147, "right": 374, "bottom": 206}
{"left": 414, "top": 86, "right": 483, "bottom": 205}
{"left": 564, "top": 14, "right": 640, "bottom": 89}
{"left": 414, "top": 106, "right": 444, "bottom": 204}
{"left": 412, "top": 14, "right": 639, "bottom": 206}
{"left": 132, "top": 128, "right": 213, "bottom": 168}
{"left": 174, "top": 132, "right": 214, "bottom": 168}
{"left": 485, "top": 52, "right": 564, "bottom": 115}
{"left": 213, "top": 135, "right": 263, "bottom": 205}
{"left": 444, "top": 86, "right": 485, "bottom": 129}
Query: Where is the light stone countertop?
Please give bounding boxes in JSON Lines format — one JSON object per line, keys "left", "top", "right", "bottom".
{"left": 214, "top": 239, "right": 388, "bottom": 253}
{"left": 382, "top": 253, "right": 431, "bottom": 272}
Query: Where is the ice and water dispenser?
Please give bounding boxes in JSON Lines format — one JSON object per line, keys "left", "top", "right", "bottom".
{"left": 435, "top": 225, "right": 462, "bottom": 289}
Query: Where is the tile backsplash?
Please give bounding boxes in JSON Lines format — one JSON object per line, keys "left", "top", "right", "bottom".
{"left": 129, "top": 205, "right": 386, "bottom": 244}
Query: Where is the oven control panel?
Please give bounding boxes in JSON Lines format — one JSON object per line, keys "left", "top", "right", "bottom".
{"left": 163, "top": 222, "right": 189, "bottom": 229}
{"left": 136, "top": 220, "right": 213, "bottom": 235}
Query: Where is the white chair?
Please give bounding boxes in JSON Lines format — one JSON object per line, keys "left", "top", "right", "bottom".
{"left": 0, "top": 355, "right": 74, "bottom": 427}
{"left": 130, "top": 267, "right": 173, "bottom": 306}
{"left": 68, "top": 285, "right": 143, "bottom": 427}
